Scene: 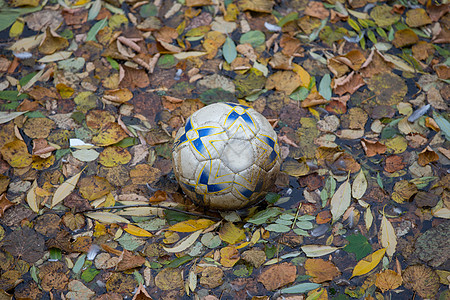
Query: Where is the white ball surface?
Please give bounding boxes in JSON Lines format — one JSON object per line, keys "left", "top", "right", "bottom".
{"left": 172, "top": 102, "right": 281, "bottom": 210}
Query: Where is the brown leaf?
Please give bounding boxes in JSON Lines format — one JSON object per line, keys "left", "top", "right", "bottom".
{"left": 1, "top": 227, "right": 45, "bottom": 263}
{"left": 258, "top": 262, "right": 297, "bottom": 291}
{"left": 361, "top": 139, "right": 387, "bottom": 157}
{"left": 265, "top": 71, "right": 301, "bottom": 95}
{"left": 333, "top": 71, "right": 366, "bottom": 96}
{"left": 78, "top": 176, "right": 113, "bottom": 201}
{"left": 0, "top": 194, "right": 14, "bottom": 217}
{"left": 403, "top": 265, "right": 440, "bottom": 299}
{"left": 304, "top": 1, "right": 330, "bottom": 19}
{"left": 375, "top": 269, "right": 402, "bottom": 292}
{"left": 238, "top": 0, "right": 274, "bottom": 13}
{"left": 405, "top": 8, "right": 431, "bottom": 27}
{"left": 200, "top": 266, "right": 224, "bottom": 288}
{"left": 418, "top": 146, "right": 439, "bottom": 166}
{"left": 115, "top": 250, "right": 146, "bottom": 271}
{"left": 305, "top": 258, "right": 341, "bottom": 283}
{"left": 154, "top": 268, "right": 184, "bottom": 291}
{"left": 384, "top": 155, "right": 405, "bottom": 173}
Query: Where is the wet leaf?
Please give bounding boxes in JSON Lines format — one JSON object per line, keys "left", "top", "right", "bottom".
{"left": 305, "top": 259, "right": 341, "bottom": 283}
{"left": 318, "top": 74, "right": 332, "bottom": 100}
{"left": 352, "top": 170, "right": 367, "bottom": 200}
{"left": 375, "top": 269, "right": 402, "bottom": 293}
{"left": 168, "top": 219, "right": 215, "bottom": 233}
{"left": 343, "top": 234, "right": 372, "bottom": 260}
{"left": 403, "top": 265, "right": 440, "bottom": 299}
{"left": 351, "top": 248, "right": 386, "bottom": 278}
{"left": 380, "top": 215, "right": 397, "bottom": 257}
{"left": 330, "top": 176, "right": 351, "bottom": 223}
{"left": 51, "top": 170, "right": 83, "bottom": 207}
{"left": 219, "top": 222, "right": 245, "bottom": 244}
{"left": 0, "top": 140, "right": 32, "bottom": 168}
{"left": 258, "top": 262, "right": 297, "bottom": 291}
{"left": 163, "top": 230, "right": 201, "bottom": 253}
{"left": 154, "top": 268, "right": 183, "bottom": 291}
{"left": 98, "top": 146, "right": 131, "bottom": 167}
{"left": 92, "top": 122, "right": 128, "bottom": 147}
{"left": 223, "top": 37, "right": 236, "bottom": 64}
{"left": 85, "top": 212, "right": 130, "bottom": 224}
{"left": 301, "top": 245, "right": 339, "bottom": 258}
{"left": 220, "top": 246, "right": 240, "bottom": 267}
{"left": 280, "top": 282, "right": 321, "bottom": 294}
{"left": 123, "top": 224, "right": 153, "bottom": 237}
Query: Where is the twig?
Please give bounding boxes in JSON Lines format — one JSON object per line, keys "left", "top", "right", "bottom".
{"left": 80, "top": 204, "right": 221, "bottom": 221}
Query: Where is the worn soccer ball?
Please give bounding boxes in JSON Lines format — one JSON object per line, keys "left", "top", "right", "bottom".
{"left": 172, "top": 102, "right": 281, "bottom": 210}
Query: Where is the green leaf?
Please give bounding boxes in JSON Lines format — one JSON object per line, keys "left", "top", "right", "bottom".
{"left": 280, "top": 282, "right": 321, "bottom": 294}
{"left": 72, "top": 254, "right": 86, "bottom": 274}
{"left": 0, "top": 90, "right": 28, "bottom": 101}
{"left": 265, "top": 223, "right": 291, "bottom": 232}
{"left": 199, "top": 88, "right": 235, "bottom": 105}
{"left": 157, "top": 54, "right": 178, "bottom": 69}
{"left": 265, "top": 192, "right": 280, "bottom": 204}
{"left": 0, "top": 11, "right": 20, "bottom": 32}
{"left": 247, "top": 207, "right": 282, "bottom": 225}
{"left": 166, "top": 255, "right": 193, "bottom": 268}
{"left": 376, "top": 172, "right": 384, "bottom": 190}
{"left": 81, "top": 268, "right": 101, "bottom": 282}
{"left": 290, "top": 86, "right": 309, "bottom": 101}
{"left": 433, "top": 110, "right": 450, "bottom": 141}
{"left": 348, "top": 18, "right": 360, "bottom": 32}
{"left": 240, "top": 30, "right": 265, "bottom": 47}
{"left": 376, "top": 27, "right": 388, "bottom": 39}
{"left": 318, "top": 73, "right": 332, "bottom": 100}
{"left": 49, "top": 248, "right": 62, "bottom": 260}
{"left": 343, "top": 234, "right": 372, "bottom": 260}
{"left": 367, "top": 30, "right": 377, "bottom": 44}
{"left": 278, "top": 12, "right": 298, "bottom": 27}
{"left": 223, "top": 36, "right": 237, "bottom": 64}
{"left": 106, "top": 56, "right": 119, "bottom": 70}
{"left": 140, "top": 3, "right": 158, "bottom": 18}
{"left": 86, "top": 18, "right": 108, "bottom": 41}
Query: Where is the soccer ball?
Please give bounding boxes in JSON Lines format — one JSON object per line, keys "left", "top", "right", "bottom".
{"left": 172, "top": 102, "right": 281, "bottom": 210}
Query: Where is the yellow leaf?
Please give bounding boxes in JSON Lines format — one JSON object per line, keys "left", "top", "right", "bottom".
{"left": 163, "top": 230, "right": 202, "bottom": 253}
{"left": 123, "top": 224, "right": 153, "bottom": 237}
{"left": 220, "top": 246, "right": 240, "bottom": 267}
{"left": 168, "top": 219, "right": 216, "bottom": 232}
{"left": 51, "top": 170, "right": 83, "bottom": 208}
{"left": 351, "top": 248, "right": 386, "bottom": 278}
{"left": 26, "top": 179, "right": 39, "bottom": 213}
{"left": 381, "top": 215, "right": 397, "bottom": 257}
{"left": 219, "top": 222, "right": 245, "bottom": 244}
{"left": 293, "top": 63, "right": 311, "bottom": 88}
{"left": 10, "top": 19, "right": 24, "bottom": 38}
{"left": 330, "top": 176, "right": 351, "bottom": 223}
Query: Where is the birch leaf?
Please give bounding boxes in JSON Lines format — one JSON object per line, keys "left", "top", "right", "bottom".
{"left": 26, "top": 179, "right": 39, "bottom": 213}
{"left": 381, "top": 214, "right": 397, "bottom": 257}
{"left": 85, "top": 212, "right": 130, "bottom": 224}
{"left": 330, "top": 176, "right": 351, "bottom": 223}
{"left": 163, "top": 230, "right": 202, "bottom": 253}
{"left": 51, "top": 170, "right": 83, "bottom": 207}
{"left": 351, "top": 248, "right": 386, "bottom": 278}
{"left": 365, "top": 206, "right": 373, "bottom": 231}
{"left": 352, "top": 170, "right": 367, "bottom": 200}
{"left": 301, "top": 245, "right": 339, "bottom": 257}
{"left": 188, "top": 268, "right": 197, "bottom": 292}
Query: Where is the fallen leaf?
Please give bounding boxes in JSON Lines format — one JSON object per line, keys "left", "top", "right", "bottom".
{"left": 220, "top": 246, "right": 240, "bottom": 267}
{"left": 351, "top": 248, "right": 386, "bottom": 278}
{"left": 163, "top": 230, "right": 202, "bottom": 253}
{"left": 352, "top": 170, "right": 367, "bottom": 200}
{"left": 375, "top": 269, "right": 402, "bottom": 293}
{"left": 0, "top": 140, "right": 33, "bottom": 168}
{"left": 301, "top": 245, "right": 339, "bottom": 257}
{"left": 330, "top": 175, "right": 351, "bottom": 223}
{"left": 168, "top": 219, "right": 216, "bottom": 233}
{"left": 258, "top": 262, "right": 297, "bottom": 291}
{"left": 51, "top": 170, "right": 83, "bottom": 208}
{"left": 402, "top": 265, "right": 440, "bottom": 299}
{"left": 380, "top": 215, "right": 397, "bottom": 257}
{"left": 305, "top": 259, "right": 341, "bottom": 283}
{"left": 219, "top": 222, "right": 245, "bottom": 245}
